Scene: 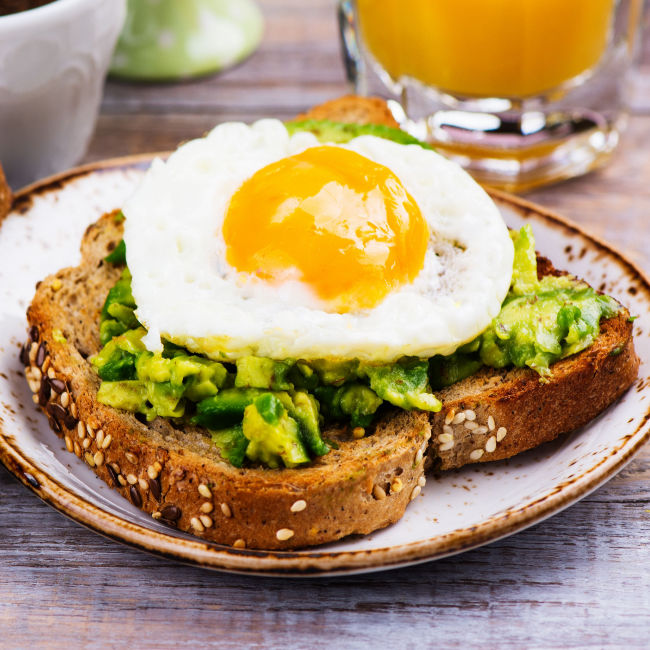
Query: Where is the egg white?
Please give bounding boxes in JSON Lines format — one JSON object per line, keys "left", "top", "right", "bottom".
{"left": 123, "top": 120, "right": 514, "bottom": 363}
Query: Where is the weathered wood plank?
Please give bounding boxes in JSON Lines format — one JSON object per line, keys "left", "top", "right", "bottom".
{"left": 1, "top": 460, "right": 650, "bottom": 649}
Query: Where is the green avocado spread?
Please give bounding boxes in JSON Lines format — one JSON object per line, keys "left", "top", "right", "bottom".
{"left": 92, "top": 126, "right": 620, "bottom": 470}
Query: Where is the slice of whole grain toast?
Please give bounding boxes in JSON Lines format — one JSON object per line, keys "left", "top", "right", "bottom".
{"left": 22, "top": 96, "right": 638, "bottom": 550}
{"left": 24, "top": 212, "right": 431, "bottom": 550}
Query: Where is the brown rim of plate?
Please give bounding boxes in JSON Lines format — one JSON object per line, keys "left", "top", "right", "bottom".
{"left": 1, "top": 155, "right": 649, "bottom": 577}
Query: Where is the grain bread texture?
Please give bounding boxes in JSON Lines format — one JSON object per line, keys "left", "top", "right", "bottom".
{"left": 23, "top": 212, "right": 431, "bottom": 550}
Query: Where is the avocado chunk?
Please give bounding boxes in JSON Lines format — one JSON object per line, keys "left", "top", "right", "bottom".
{"left": 510, "top": 225, "right": 539, "bottom": 296}
{"left": 474, "top": 225, "right": 621, "bottom": 376}
{"left": 101, "top": 268, "right": 136, "bottom": 319}
{"left": 285, "top": 119, "right": 433, "bottom": 150}
{"left": 429, "top": 353, "right": 483, "bottom": 390}
{"left": 97, "top": 380, "right": 147, "bottom": 413}
{"left": 211, "top": 424, "right": 249, "bottom": 467}
{"left": 97, "top": 378, "right": 182, "bottom": 421}
{"left": 99, "top": 268, "right": 139, "bottom": 345}
{"left": 289, "top": 361, "right": 320, "bottom": 391}
{"left": 193, "top": 387, "right": 267, "bottom": 429}
{"left": 99, "top": 319, "right": 129, "bottom": 346}
{"left": 135, "top": 351, "right": 228, "bottom": 401}
{"left": 144, "top": 381, "right": 185, "bottom": 419}
{"left": 308, "top": 358, "right": 359, "bottom": 386}
{"left": 287, "top": 390, "right": 329, "bottom": 456}
{"left": 91, "top": 328, "right": 146, "bottom": 381}
{"left": 339, "top": 384, "right": 383, "bottom": 428}
{"left": 235, "top": 356, "right": 294, "bottom": 391}
{"left": 361, "top": 359, "right": 441, "bottom": 412}
{"left": 104, "top": 238, "right": 126, "bottom": 265}
{"left": 243, "top": 393, "right": 310, "bottom": 468}
{"left": 98, "top": 379, "right": 185, "bottom": 422}
{"left": 315, "top": 383, "right": 383, "bottom": 428}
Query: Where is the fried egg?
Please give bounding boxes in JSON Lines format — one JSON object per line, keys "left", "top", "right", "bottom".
{"left": 123, "top": 120, "right": 514, "bottom": 362}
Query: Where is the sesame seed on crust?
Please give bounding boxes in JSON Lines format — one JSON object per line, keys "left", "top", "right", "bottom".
{"left": 190, "top": 517, "right": 205, "bottom": 533}
{"left": 276, "top": 528, "right": 294, "bottom": 541}
{"left": 290, "top": 499, "right": 307, "bottom": 513}
{"left": 199, "top": 515, "right": 213, "bottom": 528}
{"left": 198, "top": 483, "right": 212, "bottom": 499}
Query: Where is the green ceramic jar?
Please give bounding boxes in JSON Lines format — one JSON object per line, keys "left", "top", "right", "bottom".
{"left": 110, "top": 0, "right": 263, "bottom": 80}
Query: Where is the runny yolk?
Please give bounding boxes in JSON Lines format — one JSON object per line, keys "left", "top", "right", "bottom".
{"left": 222, "top": 146, "right": 429, "bottom": 313}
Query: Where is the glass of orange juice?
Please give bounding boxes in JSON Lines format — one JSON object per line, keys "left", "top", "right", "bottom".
{"left": 339, "top": 0, "right": 643, "bottom": 191}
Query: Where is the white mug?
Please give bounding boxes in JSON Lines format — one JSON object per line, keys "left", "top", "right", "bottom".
{"left": 0, "top": 0, "right": 126, "bottom": 189}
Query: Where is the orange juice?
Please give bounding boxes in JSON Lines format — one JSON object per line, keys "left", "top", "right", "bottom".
{"left": 356, "top": 0, "right": 615, "bottom": 98}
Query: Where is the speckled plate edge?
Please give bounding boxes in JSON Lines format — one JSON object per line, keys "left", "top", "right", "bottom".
{"left": 1, "top": 156, "right": 649, "bottom": 577}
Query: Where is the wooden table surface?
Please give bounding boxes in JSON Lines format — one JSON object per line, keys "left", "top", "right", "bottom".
{"left": 2, "top": 1, "right": 650, "bottom": 647}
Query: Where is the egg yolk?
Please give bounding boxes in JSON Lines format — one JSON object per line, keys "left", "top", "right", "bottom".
{"left": 222, "top": 146, "right": 429, "bottom": 313}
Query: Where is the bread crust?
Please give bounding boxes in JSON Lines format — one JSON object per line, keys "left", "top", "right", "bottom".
{"left": 295, "top": 95, "right": 400, "bottom": 129}
{"left": 23, "top": 212, "right": 431, "bottom": 550}
{"left": 0, "top": 162, "right": 11, "bottom": 222}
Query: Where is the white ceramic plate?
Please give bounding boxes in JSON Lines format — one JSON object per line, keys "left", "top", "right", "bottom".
{"left": 1, "top": 156, "right": 649, "bottom": 576}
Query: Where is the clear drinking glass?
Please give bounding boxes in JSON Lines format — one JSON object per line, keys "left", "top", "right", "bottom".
{"left": 339, "top": 0, "right": 644, "bottom": 191}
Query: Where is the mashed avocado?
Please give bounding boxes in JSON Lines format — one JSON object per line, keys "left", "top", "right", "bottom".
{"left": 94, "top": 224, "right": 620, "bottom": 469}
{"left": 242, "top": 393, "right": 310, "bottom": 468}
{"left": 92, "top": 261, "right": 441, "bottom": 468}
{"left": 95, "top": 170, "right": 619, "bottom": 469}
{"left": 285, "top": 119, "right": 433, "bottom": 150}
{"left": 478, "top": 275, "right": 619, "bottom": 375}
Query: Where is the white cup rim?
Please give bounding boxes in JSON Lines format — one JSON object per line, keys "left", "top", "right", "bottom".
{"left": 0, "top": 0, "right": 104, "bottom": 34}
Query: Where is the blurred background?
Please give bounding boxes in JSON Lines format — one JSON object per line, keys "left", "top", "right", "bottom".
{"left": 89, "top": 0, "right": 345, "bottom": 157}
